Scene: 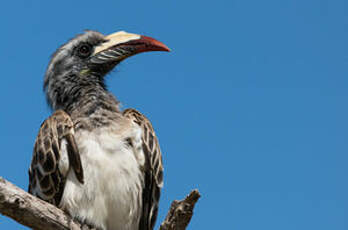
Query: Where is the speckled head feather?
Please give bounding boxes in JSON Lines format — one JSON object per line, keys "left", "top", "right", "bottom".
{"left": 43, "top": 30, "right": 170, "bottom": 113}
{"left": 44, "top": 31, "right": 109, "bottom": 111}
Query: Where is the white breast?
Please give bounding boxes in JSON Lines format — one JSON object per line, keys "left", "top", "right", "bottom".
{"left": 59, "top": 124, "right": 144, "bottom": 230}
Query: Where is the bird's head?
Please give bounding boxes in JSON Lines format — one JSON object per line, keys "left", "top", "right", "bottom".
{"left": 44, "top": 30, "right": 170, "bottom": 110}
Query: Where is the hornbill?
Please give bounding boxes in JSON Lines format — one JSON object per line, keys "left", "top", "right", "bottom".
{"left": 28, "top": 30, "right": 170, "bottom": 230}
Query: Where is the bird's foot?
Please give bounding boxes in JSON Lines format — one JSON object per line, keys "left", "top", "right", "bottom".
{"left": 74, "top": 217, "right": 104, "bottom": 230}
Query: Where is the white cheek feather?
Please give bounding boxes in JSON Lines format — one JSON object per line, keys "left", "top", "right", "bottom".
{"left": 59, "top": 125, "right": 144, "bottom": 230}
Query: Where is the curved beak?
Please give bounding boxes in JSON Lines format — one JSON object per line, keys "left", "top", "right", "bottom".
{"left": 90, "top": 31, "right": 170, "bottom": 64}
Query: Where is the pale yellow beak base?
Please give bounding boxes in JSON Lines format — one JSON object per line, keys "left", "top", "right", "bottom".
{"left": 93, "top": 31, "right": 141, "bottom": 55}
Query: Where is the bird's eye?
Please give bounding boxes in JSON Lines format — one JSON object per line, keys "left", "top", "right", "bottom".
{"left": 77, "top": 44, "right": 92, "bottom": 58}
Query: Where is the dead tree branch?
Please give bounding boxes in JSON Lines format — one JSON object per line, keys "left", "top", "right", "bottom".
{"left": 160, "top": 190, "right": 200, "bottom": 230}
{"left": 0, "top": 177, "right": 200, "bottom": 230}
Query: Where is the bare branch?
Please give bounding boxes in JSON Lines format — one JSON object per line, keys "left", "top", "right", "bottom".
{"left": 0, "top": 177, "right": 85, "bottom": 230}
{"left": 0, "top": 177, "right": 200, "bottom": 230}
{"left": 160, "top": 190, "right": 201, "bottom": 230}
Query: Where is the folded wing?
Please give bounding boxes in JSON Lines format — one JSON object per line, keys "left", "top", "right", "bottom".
{"left": 28, "top": 110, "right": 84, "bottom": 206}
{"left": 123, "top": 109, "right": 164, "bottom": 230}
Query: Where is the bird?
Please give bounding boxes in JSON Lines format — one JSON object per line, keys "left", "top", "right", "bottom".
{"left": 28, "top": 30, "right": 169, "bottom": 230}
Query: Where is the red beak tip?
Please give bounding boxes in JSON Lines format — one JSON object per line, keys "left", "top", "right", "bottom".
{"left": 141, "top": 35, "right": 171, "bottom": 52}
{"left": 162, "top": 46, "right": 171, "bottom": 52}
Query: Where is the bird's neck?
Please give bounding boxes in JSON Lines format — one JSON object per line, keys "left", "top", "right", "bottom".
{"left": 66, "top": 84, "right": 120, "bottom": 117}
{"left": 48, "top": 73, "right": 120, "bottom": 118}
{"left": 63, "top": 83, "right": 122, "bottom": 130}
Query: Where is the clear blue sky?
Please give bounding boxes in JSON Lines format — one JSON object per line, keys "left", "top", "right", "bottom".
{"left": 0, "top": 0, "right": 347, "bottom": 229}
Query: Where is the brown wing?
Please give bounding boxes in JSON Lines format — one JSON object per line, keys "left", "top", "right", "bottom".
{"left": 123, "top": 109, "right": 163, "bottom": 230}
{"left": 28, "top": 110, "right": 84, "bottom": 206}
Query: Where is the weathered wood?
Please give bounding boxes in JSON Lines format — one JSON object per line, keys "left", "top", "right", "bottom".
{"left": 0, "top": 177, "right": 200, "bottom": 230}
{"left": 160, "top": 190, "right": 200, "bottom": 230}
{"left": 0, "top": 177, "right": 85, "bottom": 230}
